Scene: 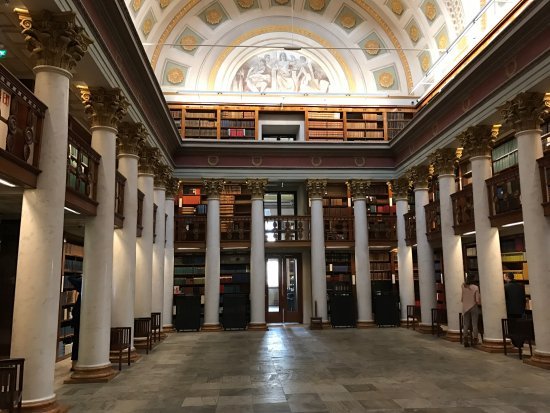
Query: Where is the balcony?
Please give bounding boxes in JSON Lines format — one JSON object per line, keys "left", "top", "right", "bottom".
{"left": 137, "top": 190, "right": 144, "bottom": 237}
{"left": 114, "top": 171, "right": 126, "bottom": 228}
{"left": 0, "top": 64, "right": 46, "bottom": 187}
{"left": 368, "top": 215, "right": 397, "bottom": 246}
{"left": 424, "top": 202, "right": 441, "bottom": 242}
{"left": 486, "top": 165, "right": 522, "bottom": 227}
{"left": 265, "top": 216, "right": 311, "bottom": 243}
{"left": 404, "top": 211, "right": 416, "bottom": 246}
{"left": 325, "top": 216, "right": 354, "bottom": 244}
{"left": 174, "top": 215, "right": 206, "bottom": 243}
{"left": 538, "top": 146, "right": 550, "bottom": 216}
{"left": 221, "top": 216, "right": 251, "bottom": 242}
{"left": 451, "top": 184, "right": 475, "bottom": 235}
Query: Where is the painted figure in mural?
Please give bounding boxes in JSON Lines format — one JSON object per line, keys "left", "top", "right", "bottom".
{"left": 275, "top": 52, "right": 296, "bottom": 91}
{"left": 245, "top": 58, "right": 272, "bottom": 92}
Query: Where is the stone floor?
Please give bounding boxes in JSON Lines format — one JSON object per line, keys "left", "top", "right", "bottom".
{"left": 55, "top": 325, "right": 550, "bottom": 412}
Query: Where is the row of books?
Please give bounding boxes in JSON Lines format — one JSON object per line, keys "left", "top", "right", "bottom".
{"left": 184, "top": 128, "right": 218, "bottom": 137}
{"left": 220, "top": 128, "right": 255, "bottom": 137}
{"left": 185, "top": 119, "right": 217, "bottom": 128}
{"left": 309, "top": 130, "right": 345, "bottom": 138}
{"left": 60, "top": 289, "right": 78, "bottom": 306}
{"left": 308, "top": 111, "right": 341, "bottom": 119}
{"left": 308, "top": 120, "right": 344, "bottom": 128}
{"left": 326, "top": 274, "right": 351, "bottom": 282}
{"left": 185, "top": 111, "right": 216, "bottom": 119}
{"left": 64, "top": 257, "right": 83, "bottom": 272}
{"left": 371, "top": 262, "right": 392, "bottom": 271}
{"left": 220, "top": 120, "right": 254, "bottom": 128}
{"left": 174, "top": 255, "right": 205, "bottom": 265}
{"left": 169, "top": 109, "right": 181, "bottom": 119}
{"left": 174, "top": 266, "right": 204, "bottom": 275}
{"left": 387, "top": 121, "right": 411, "bottom": 129}
{"left": 221, "top": 111, "right": 255, "bottom": 119}
{"left": 346, "top": 122, "right": 382, "bottom": 130}
{"left": 347, "top": 131, "right": 384, "bottom": 139}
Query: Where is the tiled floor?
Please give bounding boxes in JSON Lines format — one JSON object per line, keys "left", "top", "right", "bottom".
{"left": 55, "top": 325, "right": 550, "bottom": 412}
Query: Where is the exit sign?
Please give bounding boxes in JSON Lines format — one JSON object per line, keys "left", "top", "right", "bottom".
{"left": 0, "top": 50, "right": 7, "bottom": 59}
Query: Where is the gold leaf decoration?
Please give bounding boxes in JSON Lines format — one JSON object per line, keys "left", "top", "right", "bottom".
{"left": 409, "top": 25, "right": 419, "bottom": 42}
{"left": 142, "top": 18, "right": 153, "bottom": 36}
{"left": 238, "top": 0, "right": 254, "bottom": 8}
{"left": 379, "top": 72, "right": 394, "bottom": 88}
{"left": 180, "top": 35, "right": 197, "bottom": 51}
{"left": 159, "top": 0, "right": 170, "bottom": 8}
{"left": 438, "top": 33, "right": 448, "bottom": 49}
{"left": 275, "top": 0, "right": 289, "bottom": 3}
{"left": 457, "top": 36, "right": 468, "bottom": 53}
{"left": 390, "top": 0, "right": 403, "bottom": 15}
{"left": 309, "top": 0, "right": 326, "bottom": 12}
{"left": 205, "top": 9, "right": 222, "bottom": 25}
{"left": 340, "top": 14, "right": 356, "bottom": 29}
{"left": 421, "top": 54, "right": 430, "bottom": 72}
{"left": 365, "top": 39, "right": 380, "bottom": 55}
{"left": 132, "top": 0, "right": 142, "bottom": 12}
{"left": 424, "top": 2, "right": 437, "bottom": 20}
{"left": 167, "top": 68, "right": 185, "bottom": 84}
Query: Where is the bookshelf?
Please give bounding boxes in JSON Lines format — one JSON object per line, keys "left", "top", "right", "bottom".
{"left": 464, "top": 244, "right": 478, "bottom": 279}
{"left": 386, "top": 111, "right": 414, "bottom": 140}
{"left": 433, "top": 249, "right": 446, "bottom": 312}
{"left": 344, "top": 110, "right": 384, "bottom": 141}
{"left": 169, "top": 107, "right": 182, "bottom": 137}
{"left": 325, "top": 252, "right": 353, "bottom": 294}
{"left": 306, "top": 109, "right": 345, "bottom": 141}
{"left": 178, "top": 185, "right": 207, "bottom": 216}
{"left": 183, "top": 107, "right": 218, "bottom": 139}
{"left": 492, "top": 138, "right": 518, "bottom": 174}
{"left": 220, "top": 109, "right": 256, "bottom": 140}
{"left": 220, "top": 253, "right": 251, "bottom": 296}
{"left": 370, "top": 182, "right": 395, "bottom": 215}
{"left": 500, "top": 235, "right": 530, "bottom": 311}
{"left": 173, "top": 253, "right": 205, "bottom": 298}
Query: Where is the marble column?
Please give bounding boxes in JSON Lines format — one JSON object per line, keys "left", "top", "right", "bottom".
{"left": 246, "top": 179, "right": 268, "bottom": 330}
{"left": 347, "top": 180, "right": 375, "bottom": 327}
{"left": 202, "top": 179, "right": 225, "bottom": 331}
{"left": 111, "top": 122, "right": 144, "bottom": 361}
{"left": 460, "top": 125, "right": 506, "bottom": 352}
{"left": 152, "top": 164, "right": 168, "bottom": 330}
{"left": 70, "top": 88, "right": 128, "bottom": 383}
{"left": 10, "top": 10, "right": 90, "bottom": 411}
{"left": 409, "top": 165, "right": 436, "bottom": 333}
{"left": 307, "top": 179, "right": 328, "bottom": 323}
{"left": 502, "top": 92, "right": 550, "bottom": 368}
{"left": 163, "top": 178, "right": 178, "bottom": 330}
{"left": 135, "top": 145, "right": 156, "bottom": 320}
{"left": 393, "top": 176, "right": 415, "bottom": 323}
{"left": 431, "top": 148, "right": 464, "bottom": 341}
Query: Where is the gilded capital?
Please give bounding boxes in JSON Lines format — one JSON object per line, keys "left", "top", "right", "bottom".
{"left": 246, "top": 179, "right": 268, "bottom": 199}
{"left": 154, "top": 164, "right": 171, "bottom": 189}
{"left": 346, "top": 179, "right": 370, "bottom": 199}
{"left": 391, "top": 176, "right": 410, "bottom": 200}
{"left": 138, "top": 144, "right": 157, "bottom": 175}
{"left": 165, "top": 178, "right": 180, "bottom": 199}
{"left": 501, "top": 92, "right": 549, "bottom": 131}
{"left": 306, "top": 179, "right": 327, "bottom": 198}
{"left": 18, "top": 10, "right": 92, "bottom": 71}
{"left": 430, "top": 148, "right": 459, "bottom": 176}
{"left": 408, "top": 165, "right": 431, "bottom": 189}
{"left": 81, "top": 87, "right": 128, "bottom": 129}
{"left": 203, "top": 179, "right": 225, "bottom": 198}
{"left": 117, "top": 122, "right": 146, "bottom": 156}
{"left": 458, "top": 125, "right": 494, "bottom": 158}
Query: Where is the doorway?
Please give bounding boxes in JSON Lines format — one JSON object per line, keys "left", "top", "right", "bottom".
{"left": 266, "top": 254, "right": 302, "bottom": 323}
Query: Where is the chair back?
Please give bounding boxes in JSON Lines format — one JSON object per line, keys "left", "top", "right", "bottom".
{"left": 0, "top": 358, "right": 24, "bottom": 412}
{"left": 151, "top": 312, "right": 161, "bottom": 329}
{"left": 134, "top": 317, "right": 151, "bottom": 338}
{"left": 110, "top": 327, "right": 131, "bottom": 350}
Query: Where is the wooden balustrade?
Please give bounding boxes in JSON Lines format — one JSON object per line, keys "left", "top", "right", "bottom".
{"left": 485, "top": 165, "right": 522, "bottom": 227}
{"left": 0, "top": 64, "right": 46, "bottom": 187}
{"left": 265, "top": 216, "right": 311, "bottom": 242}
{"left": 174, "top": 215, "right": 206, "bottom": 242}
{"left": 538, "top": 140, "right": 550, "bottom": 216}
{"left": 451, "top": 184, "right": 475, "bottom": 235}
{"left": 137, "top": 190, "right": 144, "bottom": 237}
{"left": 114, "top": 171, "right": 126, "bottom": 228}
{"left": 424, "top": 201, "right": 441, "bottom": 241}
{"left": 368, "top": 215, "right": 397, "bottom": 244}
{"left": 220, "top": 216, "right": 251, "bottom": 241}
{"left": 325, "top": 216, "right": 354, "bottom": 242}
{"left": 404, "top": 211, "right": 416, "bottom": 246}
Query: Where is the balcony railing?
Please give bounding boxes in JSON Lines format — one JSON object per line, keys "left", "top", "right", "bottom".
{"left": 221, "top": 216, "right": 251, "bottom": 241}
{"left": 424, "top": 201, "right": 441, "bottom": 241}
{"left": 0, "top": 64, "right": 46, "bottom": 187}
{"left": 137, "top": 190, "right": 144, "bottom": 237}
{"left": 538, "top": 145, "right": 550, "bottom": 216}
{"left": 451, "top": 184, "right": 475, "bottom": 235}
{"left": 325, "top": 216, "right": 354, "bottom": 242}
{"left": 368, "top": 215, "right": 397, "bottom": 244}
{"left": 486, "top": 165, "right": 522, "bottom": 227}
{"left": 114, "top": 171, "right": 126, "bottom": 228}
{"left": 265, "top": 216, "right": 311, "bottom": 242}
{"left": 174, "top": 215, "right": 206, "bottom": 242}
{"left": 404, "top": 211, "right": 416, "bottom": 246}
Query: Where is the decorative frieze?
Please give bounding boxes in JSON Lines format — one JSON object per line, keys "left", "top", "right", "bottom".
{"left": 81, "top": 87, "right": 128, "bottom": 129}
{"left": 165, "top": 178, "right": 180, "bottom": 199}
{"left": 117, "top": 122, "right": 146, "bottom": 156}
{"left": 459, "top": 125, "right": 494, "bottom": 159}
{"left": 306, "top": 179, "right": 327, "bottom": 198}
{"left": 138, "top": 143, "right": 157, "bottom": 175}
{"left": 346, "top": 179, "right": 370, "bottom": 199}
{"left": 408, "top": 164, "right": 431, "bottom": 189}
{"left": 501, "top": 92, "right": 549, "bottom": 131}
{"left": 391, "top": 176, "right": 410, "bottom": 200}
{"left": 203, "top": 179, "right": 225, "bottom": 198}
{"left": 430, "top": 148, "right": 460, "bottom": 176}
{"left": 18, "top": 9, "right": 92, "bottom": 71}
{"left": 246, "top": 179, "right": 268, "bottom": 199}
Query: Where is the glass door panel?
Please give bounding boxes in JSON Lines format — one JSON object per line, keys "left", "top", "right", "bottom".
{"left": 266, "top": 258, "right": 280, "bottom": 316}
{"left": 266, "top": 254, "right": 302, "bottom": 323}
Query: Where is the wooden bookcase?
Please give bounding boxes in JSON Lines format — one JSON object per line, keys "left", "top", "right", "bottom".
{"left": 220, "top": 109, "right": 257, "bottom": 140}
{"left": 183, "top": 107, "right": 218, "bottom": 139}
{"left": 306, "top": 109, "right": 344, "bottom": 141}
{"left": 369, "top": 182, "right": 395, "bottom": 215}
{"left": 386, "top": 111, "right": 414, "bottom": 140}
{"left": 173, "top": 253, "right": 205, "bottom": 298}
{"left": 500, "top": 235, "right": 530, "bottom": 311}
{"left": 344, "top": 110, "right": 384, "bottom": 141}
{"left": 325, "top": 252, "right": 353, "bottom": 294}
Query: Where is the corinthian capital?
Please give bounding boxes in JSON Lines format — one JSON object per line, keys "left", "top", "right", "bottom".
{"left": 430, "top": 148, "right": 459, "bottom": 176}
{"left": 500, "top": 92, "right": 549, "bottom": 131}
{"left": 165, "top": 178, "right": 180, "bottom": 200}
{"left": 458, "top": 125, "right": 494, "bottom": 158}
{"left": 306, "top": 179, "right": 327, "bottom": 198}
{"left": 18, "top": 9, "right": 92, "bottom": 72}
{"left": 117, "top": 122, "right": 146, "bottom": 156}
{"left": 81, "top": 87, "right": 128, "bottom": 129}
{"left": 154, "top": 164, "right": 171, "bottom": 189}
{"left": 203, "top": 179, "right": 225, "bottom": 198}
{"left": 391, "top": 176, "right": 410, "bottom": 200}
{"left": 138, "top": 144, "right": 157, "bottom": 175}
{"left": 246, "top": 179, "right": 268, "bottom": 199}
{"left": 408, "top": 165, "right": 431, "bottom": 189}
{"left": 346, "top": 179, "right": 370, "bottom": 199}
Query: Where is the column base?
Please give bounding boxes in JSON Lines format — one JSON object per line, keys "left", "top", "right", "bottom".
{"left": 201, "top": 323, "right": 222, "bottom": 332}
{"left": 322, "top": 321, "right": 331, "bottom": 328}
{"left": 476, "top": 338, "right": 506, "bottom": 353}
{"left": 65, "top": 365, "right": 118, "bottom": 384}
{"left": 248, "top": 322, "right": 268, "bottom": 331}
{"left": 21, "top": 399, "right": 69, "bottom": 413}
{"left": 356, "top": 321, "right": 377, "bottom": 328}
{"left": 416, "top": 323, "right": 434, "bottom": 334}
{"left": 109, "top": 348, "right": 141, "bottom": 364}
{"left": 134, "top": 338, "right": 151, "bottom": 351}
{"left": 129, "top": 348, "right": 141, "bottom": 363}
{"left": 162, "top": 325, "right": 175, "bottom": 333}
{"left": 443, "top": 330, "right": 461, "bottom": 342}
{"left": 524, "top": 352, "right": 550, "bottom": 370}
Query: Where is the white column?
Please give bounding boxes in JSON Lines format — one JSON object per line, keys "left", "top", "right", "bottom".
{"left": 307, "top": 179, "right": 328, "bottom": 322}
{"left": 247, "top": 179, "right": 268, "bottom": 329}
{"left": 152, "top": 183, "right": 166, "bottom": 321}
{"left": 203, "top": 179, "right": 224, "bottom": 330}
{"left": 163, "top": 187, "right": 176, "bottom": 329}
{"left": 396, "top": 198, "right": 415, "bottom": 322}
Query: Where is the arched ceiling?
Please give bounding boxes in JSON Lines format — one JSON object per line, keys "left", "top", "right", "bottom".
{"left": 126, "top": 0, "right": 520, "bottom": 105}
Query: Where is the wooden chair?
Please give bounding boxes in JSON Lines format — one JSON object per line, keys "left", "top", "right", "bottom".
{"left": 151, "top": 312, "right": 162, "bottom": 343}
{"left": 0, "top": 358, "right": 24, "bottom": 413}
{"left": 502, "top": 318, "right": 534, "bottom": 359}
{"left": 110, "top": 327, "right": 131, "bottom": 371}
{"left": 406, "top": 305, "right": 420, "bottom": 330}
{"left": 431, "top": 308, "right": 446, "bottom": 336}
{"left": 134, "top": 317, "right": 152, "bottom": 354}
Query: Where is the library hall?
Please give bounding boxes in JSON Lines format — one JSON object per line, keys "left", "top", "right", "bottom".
{"left": 0, "top": 0, "right": 549, "bottom": 412}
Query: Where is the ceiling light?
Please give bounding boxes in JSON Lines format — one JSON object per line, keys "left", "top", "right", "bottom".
{"left": 0, "top": 177, "right": 16, "bottom": 187}
{"left": 502, "top": 221, "right": 523, "bottom": 228}
{"left": 462, "top": 231, "right": 476, "bottom": 236}
{"left": 64, "top": 207, "right": 81, "bottom": 215}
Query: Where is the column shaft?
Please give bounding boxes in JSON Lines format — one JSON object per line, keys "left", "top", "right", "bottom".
{"left": 250, "top": 197, "right": 266, "bottom": 326}
{"left": 152, "top": 188, "right": 166, "bottom": 318}
{"left": 310, "top": 197, "right": 327, "bottom": 321}
{"left": 163, "top": 197, "right": 175, "bottom": 329}
{"left": 204, "top": 198, "right": 221, "bottom": 327}
{"left": 135, "top": 175, "right": 154, "bottom": 317}
{"left": 353, "top": 198, "right": 373, "bottom": 323}
{"left": 396, "top": 199, "right": 415, "bottom": 321}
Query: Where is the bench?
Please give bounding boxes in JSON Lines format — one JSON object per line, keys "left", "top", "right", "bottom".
{"left": 0, "top": 358, "right": 24, "bottom": 413}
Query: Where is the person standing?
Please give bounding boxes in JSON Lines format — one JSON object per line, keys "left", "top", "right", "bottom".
{"left": 461, "top": 273, "right": 481, "bottom": 347}
{"left": 504, "top": 272, "right": 526, "bottom": 319}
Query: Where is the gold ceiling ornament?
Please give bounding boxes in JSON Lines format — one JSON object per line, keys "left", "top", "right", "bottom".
{"left": 365, "top": 39, "right": 380, "bottom": 55}
{"left": 275, "top": 0, "right": 289, "bottom": 4}
{"left": 390, "top": 0, "right": 404, "bottom": 15}
{"left": 167, "top": 68, "right": 185, "bottom": 84}
{"left": 180, "top": 35, "right": 197, "bottom": 51}
{"left": 205, "top": 9, "right": 222, "bottom": 25}
{"left": 438, "top": 33, "right": 448, "bottom": 49}
{"left": 424, "top": 2, "right": 437, "bottom": 21}
{"left": 309, "top": 0, "right": 325, "bottom": 12}
{"left": 238, "top": 0, "right": 254, "bottom": 8}
{"left": 408, "top": 25, "right": 419, "bottom": 42}
{"left": 340, "top": 14, "right": 356, "bottom": 29}
{"left": 421, "top": 54, "right": 430, "bottom": 72}
{"left": 159, "top": 0, "right": 170, "bottom": 9}
{"left": 142, "top": 18, "right": 153, "bottom": 36}
{"left": 457, "top": 36, "right": 468, "bottom": 53}
{"left": 132, "top": 0, "right": 142, "bottom": 12}
{"left": 379, "top": 72, "right": 394, "bottom": 88}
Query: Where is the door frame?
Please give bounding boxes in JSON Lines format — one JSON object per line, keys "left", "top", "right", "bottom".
{"left": 265, "top": 253, "right": 303, "bottom": 323}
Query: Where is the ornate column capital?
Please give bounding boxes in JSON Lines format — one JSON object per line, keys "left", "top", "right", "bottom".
{"left": 430, "top": 148, "right": 459, "bottom": 176}
{"left": 346, "top": 179, "right": 370, "bottom": 199}
{"left": 203, "top": 179, "right": 225, "bottom": 198}
{"left": 154, "top": 164, "right": 171, "bottom": 189}
{"left": 81, "top": 87, "right": 128, "bottom": 129}
{"left": 408, "top": 165, "right": 431, "bottom": 189}
{"left": 458, "top": 125, "right": 494, "bottom": 158}
{"left": 117, "top": 122, "right": 146, "bottom": 156}
{"left": 246, "top": 179, "right": 268, "bottom": 199}
{"left": 138, "top": 144, "right": 157, "bottom": 175}
{"left": 501, "top": 92, "right": 549, "bottom": 131}
{"left": 306, "top": 179, "right": 327, "bottom": 198}
{"left": 165, "top": 178, "right": 180, "bottom": 199}
{"left": 18, "top": 9, "right": 92, "bottom": 72}
{"left": 391, "top": 176, "right": 410, "bottom": 200}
